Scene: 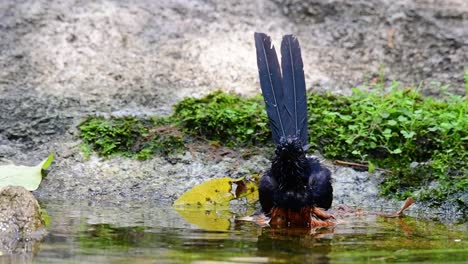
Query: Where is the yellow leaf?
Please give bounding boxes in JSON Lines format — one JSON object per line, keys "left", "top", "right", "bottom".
{"left": 173, "top": 176, "right": 259, "bottom": 208}
{"left": 174, "top": 177, "right": 234, "bottom": 208}
{"left": 173, "top": 176, "right": 259, "bottom": 231}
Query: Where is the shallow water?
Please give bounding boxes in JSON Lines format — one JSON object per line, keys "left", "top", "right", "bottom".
{"left": 4, "top": 201, "right": 467, "bottom": 264}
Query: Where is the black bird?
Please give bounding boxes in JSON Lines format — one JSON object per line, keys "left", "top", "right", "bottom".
{"left": 254, "top": 33, "right": 334, "bottom": 227}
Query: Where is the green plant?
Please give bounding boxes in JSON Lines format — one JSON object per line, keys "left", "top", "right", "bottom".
{"left": 464, "top": 71, "right": 468, "bottom": 96}
{"left": 134, "top": 125, "right": 185, "bottom": 160}
{"left": 307, "top": 86, "right": 467, "bottom": 209}
{"left": 173, "top": 91, "right": 270, "bottom": 147}
{"left": 78, "top": 116, "right": 185, "bottom": 159}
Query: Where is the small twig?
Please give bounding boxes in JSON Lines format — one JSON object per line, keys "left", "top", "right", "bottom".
{"left": 334, "top": 160, "right": 392, "bottom": 173}
{"left": 334, "top": 160, "right": 369, "bottom": 168}
{"left": 387, "top": 28, "right": 396, "bottom": 49}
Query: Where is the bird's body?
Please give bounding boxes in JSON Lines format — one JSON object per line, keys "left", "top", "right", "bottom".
{"left": 254, "top": 33, "right": 334, "bottom": 228}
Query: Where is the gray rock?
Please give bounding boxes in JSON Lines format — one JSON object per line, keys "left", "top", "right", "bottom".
{"left": 0, "top": 186, "right": 46, "bottom": 257}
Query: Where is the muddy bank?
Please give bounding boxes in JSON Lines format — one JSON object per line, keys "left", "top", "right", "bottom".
{"left": 0, "top": 0, "right": 467, "bottom": 221}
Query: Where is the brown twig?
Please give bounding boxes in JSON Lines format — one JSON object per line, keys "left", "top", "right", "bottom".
{"left": 334, "top": 160, "right": 369, "bottom": 168}
{"left": 387, "top": 28, "right": 396, "bottom": 49}
{"left": 334, "top": 160, "right": 392, "bottom": 173}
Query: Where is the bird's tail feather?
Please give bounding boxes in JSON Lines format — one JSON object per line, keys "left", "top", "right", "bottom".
{"left": 281, "top": 35, "right": 308, "bottom": 145}
{"left": 254, "top": 32, "right": 308, "bottom": 146}
{"left": 254, "top": 32, "right": 288, "bottom": 144}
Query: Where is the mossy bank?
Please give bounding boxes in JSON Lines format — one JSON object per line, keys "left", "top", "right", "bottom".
{"left": 79, "top": 88, "right": 467, "bottom": 219}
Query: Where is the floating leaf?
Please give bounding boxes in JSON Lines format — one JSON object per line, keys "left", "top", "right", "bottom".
{"left": 173, "top": 176, "right": 258, "bottom": 208}
{"left": 0, "top": 154, "right": 54, "bottom": 191}
{"left": 174, "top": 176, "right": 258, "bottom": 231}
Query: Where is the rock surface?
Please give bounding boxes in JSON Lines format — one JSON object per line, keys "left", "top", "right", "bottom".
{"left": 0, "top": 186, "right": 46, "bottom": 257}
{"left": 0, "top": 0, "right": 467, "bottom": 220}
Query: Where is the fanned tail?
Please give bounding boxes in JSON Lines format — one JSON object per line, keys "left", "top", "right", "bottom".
{"left": 255, "top": 32, "right": 308, "bottom": 146}
{"left": 281, "top": 35, "right": 308, "bottom": 146}
{"left": 254, "top": 32, "right": 290, "bottom": 145}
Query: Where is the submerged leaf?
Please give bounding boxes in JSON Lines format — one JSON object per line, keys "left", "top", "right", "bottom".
{"left": 0, "top": 154, "right": 54, "bottom": 191}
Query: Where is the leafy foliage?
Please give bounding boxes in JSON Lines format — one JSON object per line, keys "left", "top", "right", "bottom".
{"left": 465, "top": 71, "right": 468, "bottom": 95}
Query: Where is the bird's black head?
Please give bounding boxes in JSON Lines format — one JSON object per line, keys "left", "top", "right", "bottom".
{"left": 270, "top": 136, "right": 309, "bottom": 191}
{"left": 275, "top": 136, "right": 306, "bottom": 161}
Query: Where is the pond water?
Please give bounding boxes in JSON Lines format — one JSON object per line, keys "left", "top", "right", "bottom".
{"left": 5, "top": 201, "right": 467, "bottom": 264}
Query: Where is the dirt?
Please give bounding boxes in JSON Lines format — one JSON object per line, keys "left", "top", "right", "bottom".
{"left": 0, "top": 0, "right": 466, "bottom": 220}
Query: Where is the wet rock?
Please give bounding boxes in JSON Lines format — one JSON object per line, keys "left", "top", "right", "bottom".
{"left": 0, "top": 186, "right": 46, "bottom": 256}
{"left": 34, "top": 148, "right": 272, "bottom": 203}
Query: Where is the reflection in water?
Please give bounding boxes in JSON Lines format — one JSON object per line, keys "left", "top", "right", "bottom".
{"left": 256, "top": 227, "right": 334, "bottom": 264}
{"left": 1, "top": 201, "right": 466, "bottom": 264}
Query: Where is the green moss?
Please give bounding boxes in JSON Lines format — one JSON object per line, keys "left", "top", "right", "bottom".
{"left": 306, "top": 87, "right": 467, "bottom": 210}
{"left": 465, "top": 71, "right": 468, "bottom": 95}
{"left": 78, "top": 116, "right": 185, "bottom": 159}
{"left": 77, "top": 88, "right": 467, "bottom": 212}
{"left": 173, "top": 91, "right": 270, "bottom": 147}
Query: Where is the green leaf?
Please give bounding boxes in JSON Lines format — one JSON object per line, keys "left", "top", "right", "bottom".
{"left": 383, "top": 128, "right": 392, "bottom": 138}
{"left": 339, "top": 114, "right": 352, "bottom": 121}
{"left": 368, "top": 160, "right": 376, "bottom": 173}
{"left": 0, "top": 153, "right": 54, "bottom": 191}
{"left": 387, "top": 120, "right": 397, "bottom": 126}
{"left": 41, "top": 153, "right": 54, "bottom": 169}
{"left": 397, "top": 115, "right": 408, "bottom": 123}
{"left": 391, "top": 148, "right": 402, "bottom": 154}
{"left": 401, "top": 130, "right": 416, "bottom": 139}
